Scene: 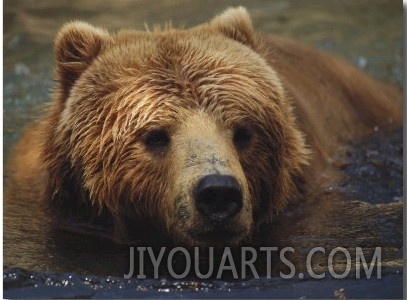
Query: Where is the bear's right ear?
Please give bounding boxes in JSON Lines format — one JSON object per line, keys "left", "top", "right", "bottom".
{"left": 54, "top": 21, "right": 109, "bottom": 97}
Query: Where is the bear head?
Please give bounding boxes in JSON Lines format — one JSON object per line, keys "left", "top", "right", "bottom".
{"left": 43, "top": 7, "right": 309, "bottom": 246}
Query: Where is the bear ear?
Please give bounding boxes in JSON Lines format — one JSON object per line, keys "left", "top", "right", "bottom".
{"left": 54, "top": 21, "right": 109, "bottom": 97}
{"left": 210, "top": 6, "right": 256, "bottom": 48}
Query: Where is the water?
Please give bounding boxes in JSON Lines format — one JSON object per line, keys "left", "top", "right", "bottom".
{"left": 3, "top": 0, "right": 403, "bottom": 298}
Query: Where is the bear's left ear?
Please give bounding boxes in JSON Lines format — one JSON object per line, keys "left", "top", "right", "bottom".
{"left": 54, "top": 21, "right": 109, "bottom": 98}
{"left": 210, "top": 6, "right": 257, "bottom": 49}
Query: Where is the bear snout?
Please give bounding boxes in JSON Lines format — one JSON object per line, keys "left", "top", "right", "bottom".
{"left": 194, "top": 174, "right": 243, "bottom": 223}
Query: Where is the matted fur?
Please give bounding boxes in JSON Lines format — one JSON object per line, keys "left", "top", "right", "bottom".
{"left": 7, "top": 7, "right": 401, "bottom": 246}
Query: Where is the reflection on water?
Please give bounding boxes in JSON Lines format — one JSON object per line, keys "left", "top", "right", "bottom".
{"left": 3, "top": 0, "right": 403, "bottom": 298}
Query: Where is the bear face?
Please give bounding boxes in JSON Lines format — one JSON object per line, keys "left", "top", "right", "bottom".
{"left": 43, "top": 7, "right": 309, "bottom": 246}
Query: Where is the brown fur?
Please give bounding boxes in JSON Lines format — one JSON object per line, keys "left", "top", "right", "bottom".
{"left": 7, "top": 7, "right": 402, "bottom": 246}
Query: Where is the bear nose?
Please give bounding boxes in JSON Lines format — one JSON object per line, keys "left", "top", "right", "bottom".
{"left": 195, "top": 175, "right": 243, "bottom": 222}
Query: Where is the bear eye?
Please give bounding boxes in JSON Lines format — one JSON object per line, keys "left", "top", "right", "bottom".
{"left": 233, "top": 126, "right": 252, "bottom": 150}
{"left": 143, "top": 128, "right": 170, "bottom": 149}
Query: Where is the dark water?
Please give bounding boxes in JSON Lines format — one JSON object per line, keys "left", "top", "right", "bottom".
{"left": 3, "top": 0, "right": 403, "bottom": 298}
{"left": 2, "top": 267, "right": 403, "bottom": 299}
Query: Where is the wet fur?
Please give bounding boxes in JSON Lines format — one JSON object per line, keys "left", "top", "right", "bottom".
{"left": 6, "top": 7, "right": 402, "bottom": 246}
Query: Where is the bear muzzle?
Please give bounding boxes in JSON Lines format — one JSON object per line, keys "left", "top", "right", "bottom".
{"left": 194, "top": 174, "right": 243, "bottom": 223}
{"left": 171, "top": 173, "right": 251, "bottom": 246}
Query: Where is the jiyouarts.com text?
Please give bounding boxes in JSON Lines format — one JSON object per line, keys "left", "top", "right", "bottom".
{"left": 124, "top": 246, "right": 381, "bottom": 279}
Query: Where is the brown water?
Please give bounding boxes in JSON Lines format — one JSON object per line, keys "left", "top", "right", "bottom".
{"left": 3, "top": 0, "right": 403, "bottom": 298}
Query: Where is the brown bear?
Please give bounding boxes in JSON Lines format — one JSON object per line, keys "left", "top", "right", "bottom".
{"left": 7, "top": 7, "right": 402, "bottom": 247}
